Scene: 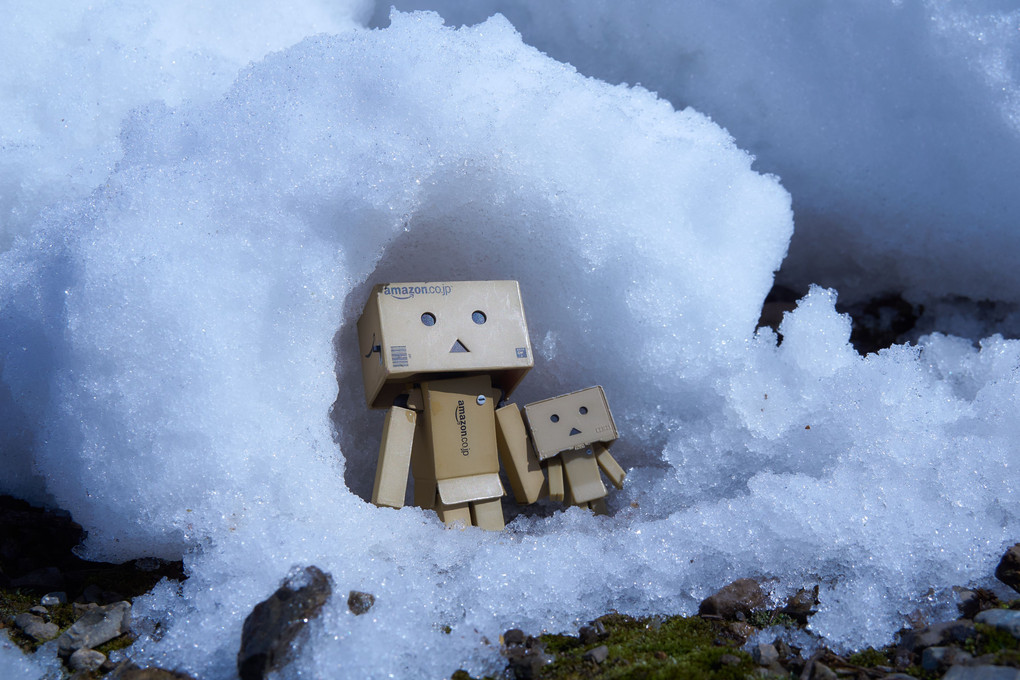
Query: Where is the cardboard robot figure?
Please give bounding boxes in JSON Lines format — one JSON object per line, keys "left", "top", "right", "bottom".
{"left": 523, "top": 386, "right": 625, "bottom": 515}
{"left": 357, "top": 281, "right": 546, "bottom": 530}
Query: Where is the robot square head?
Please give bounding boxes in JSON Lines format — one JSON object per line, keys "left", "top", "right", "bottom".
{"left": 524, "top": 386, "right": 618, "bottom": 460}
{"left": 357, "top": 281, "right": 534, "bottom": 408}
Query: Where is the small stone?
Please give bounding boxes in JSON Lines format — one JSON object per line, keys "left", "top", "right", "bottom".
{"left": 976, "top": 608, "right": 1020, "bottom": 637}
{"left": 783, "top": 586, "right": 819, "bottom": 623}
{"left": 773, "top": 637, "right": 793, "bottom": 661}
{"left": 655, "top": 651, "right": 669, "bottom": 661}
{"left": 237, "top": 565, "right": 332, "bottom": 680}
{"left": 752, "top": 643, "right": 779, "bottom": 667}
{"left": 728, "top": 621, "right": 756, "bottom": 642}
{"left": 346, "top": 590, "right": 375, "bottom": 615}
{"left": 718, "top": 653, "right": 741, "bottom": 666}
{"left": 29, "top": 605, "right": 49, "bottom": 616}
{"left": 943, "top": 665, "right": 1020, "bottom": 680}
{"left": 14, "top": 613, "right": 60, "bottom": 642}
{"left": 995, "top": 543, "right": 1020, "bottom": 592}
{"left": 505, "top": 640, "right": 549, "bottom": 680}
{"left": 578, "top": 625, "right": 599, "bottom": 645}
{"left": 583, "top": 645, "right": 609, "bottom": 664}
{"left": 880, "top": 674, "right": 921, "bottom": 679}
{"left": 57, "top": 601, "right": 131, "bottom": 658}
{"left": 900, "top": 620, "right": 976, "bottom": 652}
{"left": 106, "top": 664, "right": 199, "bottom": 680}
{"left": 698, "top": 578, "right": 766, "bottom": 620}
{"left": 41, "top": 592, "right": 67, "bottom": 606}
{"left": 69, "top": 648, "right": 107, "bottom": 672}
{"left": 503, "top": 629, "right": 526, "bottom": 646}
{"left": 921, "top": 646, "right": 949, "bottom": 671}
{"left": 812, "top": 661, "right": 838, "bottom": 680}
{"left": 958, "top": 588, "right": 1001, "bottom": 619}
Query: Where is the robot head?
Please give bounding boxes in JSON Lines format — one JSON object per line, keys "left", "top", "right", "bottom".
{"left": 524, "top": 386, "right": 618, "bottom": 460}
{"left": 357, "top": 281, "right": 533, "bottom": 408}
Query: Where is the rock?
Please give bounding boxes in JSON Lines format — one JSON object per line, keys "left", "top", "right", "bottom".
{"left": 880, "top": 675, "right": 920, "bottom": 679}
{"left": 995, "top": 543, "right": 1020, "bottom": 592}
{"left": 57, "top": 600, "right": 131, "bottom": 658}
{"left": 752, "top": 643, "right": 779, "bottom": 667}
{"left": 346, "top": 590, "right": 375, "bottom": 615}
{"left": 944, "top": 665, "right": 1020, "bottom": 680}
{"left": 583, "top": 645, "right": 609, "bottom": 664}
{"left": 921, "top": 646, "right": 972, "bottom": 671}
{"left": 698, "top": 578, "right": 766, "bottom": 620}
{"left": 237, "top": 565, "right": 332, "bottom": 680}
{"left": 812, "top": 661, "right": 838, "bottom": 680}
{"left": 782, "top": 586, "right": 819, "bottom": 623}
{"left": 504, "top": 629, "right": 526, "bottom": 646}
{"left": 959, "top": 588, "right": 1000, "bottom": 619}
{"left": 14, "top": 612, "right": 60, "bottom": 642}
{"left": 69, "top": 648, "right": 107, "bottom": 672}
{"left": 107, "top": 663, "right": 198, "bottom": 680}
{"left": 504, "top": 630, "right": 549, "bottom": 680}
{"left": 899, "top": 619, "right": 976, "bottom": 652}
{"left": 41, "top": 591, "right": 67, "bottom": 606}
{"left": 728, "top": 621, "right": 756, "bottom": 642}
{"left": 976, "top": 609, "right": 1020, "bottom": 637}
{"left": 29, "top": 605, "right": 49, "bottom": 616}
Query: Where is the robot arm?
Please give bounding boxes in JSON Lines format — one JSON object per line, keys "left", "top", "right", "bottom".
{"left": 494, "top": 403, "right": 546, "bottom": 504}
{"left": 594, "top": 442, "right": 626, "bottom": 490}
{"left": 370, "top": 405, "right": 417, "bottom": 509}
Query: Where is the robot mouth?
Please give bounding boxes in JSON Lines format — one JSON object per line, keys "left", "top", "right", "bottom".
{"left": 569, "top": 428, "right": 582, "bottom": 436}
{"left": 450, "top": 339, "right": 470, "bottom": 353}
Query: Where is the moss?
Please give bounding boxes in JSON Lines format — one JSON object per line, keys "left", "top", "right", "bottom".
{"left": 96, "top": 632, "right": 136, "bottom": 655}
{"left": 521, "top": 614, "right": 755, "bottom": 680}
{"left": 747, "top": 609, "right": 797, "bottom": 629}
{"left": 846, "top": 647, "right": 890, "bottom": 667}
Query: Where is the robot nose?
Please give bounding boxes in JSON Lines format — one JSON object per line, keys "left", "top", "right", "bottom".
{"left": 450, "top": 339, "right": 470, "bottom": 353}
{"left": 569, "top": 428, "right": 582, "bottom": 436}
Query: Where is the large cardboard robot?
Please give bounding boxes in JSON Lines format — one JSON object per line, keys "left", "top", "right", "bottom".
{"left": 357, "top": 281, "right": 546, "bottom": 530}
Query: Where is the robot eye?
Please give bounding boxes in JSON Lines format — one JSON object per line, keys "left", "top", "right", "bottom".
{"left": 550, "top": 414, "right": 559, "bottom": 423}
{"left": 472, "top": 310, "right": 487, "bottom": 325}
{"left": 579, "top": 406, "right": 588, "bottom": 415}
{"left": 421, "top": 312, "right": 436, "bottom": 326}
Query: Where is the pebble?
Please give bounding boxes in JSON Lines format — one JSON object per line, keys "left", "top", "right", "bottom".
{"left": 583, "top": 645, "right": 609, "bottom": 664}
{"left": 995, "top": 543, "right": 1020, "bottom": 592}
{"left": 57, "top": 600, "right": 132, "bottom": 657}
{"left": 236, "top": 565, "right": 332, "bottom": 680}
{"left": 29, "top": 605, "right": 49, "bottom": 616}
{"left": 41, "top": 592, "right": 67, "bottom": 606}
{"left": 812, "top": 661, "right": 838, "bottom": 680}
{"left": 752, "top": 642, "right": 779, "bottom": 667}
{"left": 14, "top": 612, "right": 60, "bottom": 642}
{"left": 69, "top": 648, "right": 107, "bottom": 672}
{"left": 346, "top": 590, "right": 375, "bottom": 615}
{"left": 975, "top": 608, "right": 1020, "bottom": 637}
{"left": 921, "top": 646, "right": 973, "bottom": 671}
{"left": 944, "top": 666, "right": 1020, "bottom": 680}
{"left": 698, "top": 578, "right": 765, "bottom": 620}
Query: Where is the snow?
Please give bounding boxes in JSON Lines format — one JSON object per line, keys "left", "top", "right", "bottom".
{"left": 374, "top": 0, "right": 1020, "bottom": 305}
{"left": 1, "top": 3, "right": 1019, "bottom": 679}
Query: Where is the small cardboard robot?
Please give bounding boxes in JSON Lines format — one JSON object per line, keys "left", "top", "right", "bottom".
{"left": 357, "top": 281, "right": 546, "bottom": 530}
{"left": 523, "top": 386, "right": 625, "bottom": 514}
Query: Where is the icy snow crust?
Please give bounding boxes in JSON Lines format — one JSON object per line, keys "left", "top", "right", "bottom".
{"left": 0, "top": 8, "right": 1018, "bottom": 680}
{"left": 374, "top": 0, "right": 1020, "bottom": 305}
